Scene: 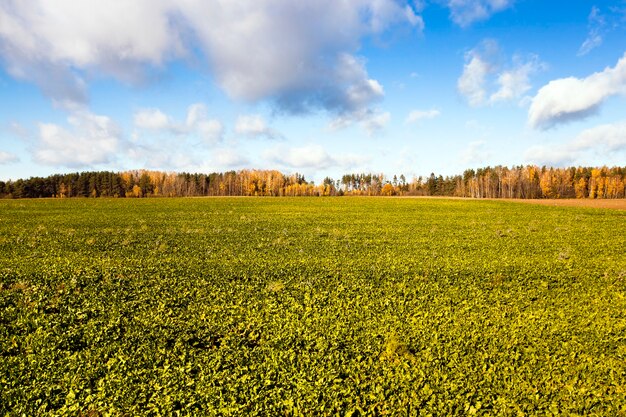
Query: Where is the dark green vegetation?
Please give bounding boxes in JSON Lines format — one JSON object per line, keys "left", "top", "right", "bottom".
{"left": 1, "top": 198, "right": 625, "bottom": 416}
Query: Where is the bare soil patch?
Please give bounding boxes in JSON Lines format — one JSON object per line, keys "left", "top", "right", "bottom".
{"left": 499, "top": 198, "right": 626, "bottom": 210}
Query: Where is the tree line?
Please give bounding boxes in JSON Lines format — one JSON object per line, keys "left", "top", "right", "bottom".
{"left": 1, "top": 165, "right": 625, "bottom": 199}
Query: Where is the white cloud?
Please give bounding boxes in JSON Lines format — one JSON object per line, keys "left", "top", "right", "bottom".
{"left": 133, "top": 108, "right": 173, "bottom": 131}
{"left": 133, "top": 103, "right": 223, "bottom": 144}
{"left": 446, "top": 0, "right": 514, "bottom": 27}
{"left": 570, "top": 121, "right": 626, "bottom": 152}
{"left": 195, "top": 119, "right": 224, "bottom": 144}
{"left": 264, "top": 144, "right": 336, "bottom": 169}
{"left": 528, "top": 53, "right": 626, "bottom": 129}
{"left": 234, "top": 115, "right": 281, "bottom": 140}
{"left": 458, "top": 40, "right": 543, "bottom": 107}
{"left": 406, "top": 109, "right": 441, "bottom": 124}
{"left": 0, "top": 0, "right": 421, "bottom": 115}
{"left": 490, "top": 56, "right": 542, "bottom": 103}
{"left": 185, "top": 103, "right": 205, "bottom": 127}
{"left": 457, "top": 49, "right": 492, "bottom": 106}
{"left": 0, "top": 0, "right": 184, "bottom": 107}
{"left": 34, "top": 111, "right": 121, "bottom": 167}
{"left": 524, "top": 121, "right": 626, "bottom": 165}
{"left": 212, "top": 148, "right": 250, "bottom": 167}
{"left": 187, "top": 9, "right": 396, "bottom": 115}
{"left": 0, "top": 151, "right": 19, "bottom": 164}
{"left": 127, "top": 103, "right": 223, "bottom": 170}
{"left": 317, "top": 54, "right": 386, "bottom": 115}
{"left": 185, "top": 103, "right": 224, "bottom": 144}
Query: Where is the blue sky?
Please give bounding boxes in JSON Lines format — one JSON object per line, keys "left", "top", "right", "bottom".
{"left": 1, "top": 0, "right": 625, "bottom": 182}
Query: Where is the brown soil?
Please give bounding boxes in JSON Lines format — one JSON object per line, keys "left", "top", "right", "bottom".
{"left": 497, "top": 198, "right": 626, "bottom": 210}
{"left": 399, "top": 196, "right": 626, "bottom": 210}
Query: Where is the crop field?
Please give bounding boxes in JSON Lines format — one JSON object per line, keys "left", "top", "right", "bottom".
{"left": 1, "top": 198, "right": 625, "bottom": 416}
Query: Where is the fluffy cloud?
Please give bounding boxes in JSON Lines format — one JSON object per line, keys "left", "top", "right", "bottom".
{"left": 34, "top": 111, "right": 121, "bottom": 167}
{"left": 183, "top": 3, "right": 403, "bottom": 115}
{"left": 194, "top": 120, "right": 224, "bottom": 144}
{"left": 234, "top": 115, "right": 281, "bottom": 140}
{"left": 490, "top": 57, "right": 541, "bottom": 103}
{"left": 446, "top": 0, "right": 514, "bottom": 27}
{"left": 405, "top": 109, "right": 441, "bottom": 124}
{"left": 0, "top": 151, "right": 19, "bottom": 164}
{"left": 458, "top": 52, "right": 491, "bottom": 106}
{"left": 528, "top": 53, "right": 626, "bottom": 129}
{"left": 186, "top": 104, "right": 224, "bottom": 144}
{"left": 524, "top": 121, "right": 626, "bottom": 165}
{"left": 128, "top": 103, "right": 223, "bottom": 169}
{"left": 0, "top": 0, "right": 183, "bottom": 108}
{"left": 134, "top": 109, "right": 174, "bottom": 131}
{"left": 458, "top": 40, "right": 542, "bottom": 107}
{"left": 0, "top": 0, "right": 421, "bottom": 114}
{"left": 133, "top": 103, "right": 223, "bottom": 143}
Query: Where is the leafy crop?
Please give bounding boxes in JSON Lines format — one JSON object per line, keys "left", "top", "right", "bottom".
{"left": 1, "top": 198, "right": 625, "bottom": 415}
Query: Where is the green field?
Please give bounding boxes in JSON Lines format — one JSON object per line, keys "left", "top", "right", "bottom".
{"left": 1, "top": 198, "right": 625, "bottom": 416}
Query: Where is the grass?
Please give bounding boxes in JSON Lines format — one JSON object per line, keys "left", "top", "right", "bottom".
{"left": 1, "top": 197, "right": 625, "bottom": 415}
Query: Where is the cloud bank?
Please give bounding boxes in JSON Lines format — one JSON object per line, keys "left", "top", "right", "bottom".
{"left": 0, "top": 0, "right": 422, "bottom": 116}
{"left": 528, "top": 53, "right": 626, "bottom": 129}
